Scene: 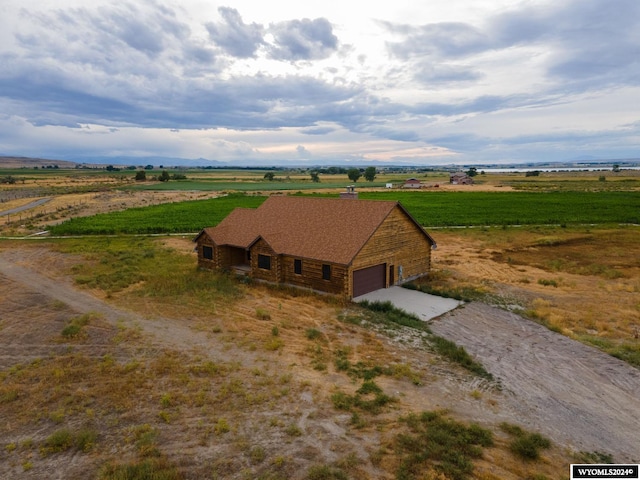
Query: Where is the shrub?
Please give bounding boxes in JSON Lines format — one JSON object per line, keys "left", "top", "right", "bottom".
{"left": 61, "top": 312, "right": 93, "bottom": 338}
{"left": 215, "top": 418, "right": 230, "bottom": 435}
{"left": 256, "top": 308, "right": 271, "bottom": 320}
{"left": 574, "top": 450, "right": 615, "bottom": 464}
{"left": 395, "top": 411, "right": 493, "bottom": 480}
{"left": 510, "top": 435, "right": 549, "bottom": 460}
{"left": 74, "top": 428, "right": 98, "bottom": 452}
{"left": 429, "top": 336, "right": 493, "bottom": 379}
{"left": 43, "top": 429, "right": 73, "bottom": 454}
{"left": 331, "top": 381, "right": 395, "bottom": 415}
{"left": 305, "top": 328, "right": 323, "bottom": 340}
{"left": 306, "top": 464, "right": 348, "bottom": 480}
{"left": 500, "top": 423, "right": 551, "bottom": 460}
{"left": 99, "top": 458, "right": 182, "bottom": 480}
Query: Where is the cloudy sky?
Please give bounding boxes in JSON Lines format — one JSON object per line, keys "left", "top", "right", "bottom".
{"left": 1, "top": 0, "right": 639, "bottom": 166}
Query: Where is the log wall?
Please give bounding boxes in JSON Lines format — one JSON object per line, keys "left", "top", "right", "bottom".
{"left": 352, "top": 207, "right": 432, "bottom": 291}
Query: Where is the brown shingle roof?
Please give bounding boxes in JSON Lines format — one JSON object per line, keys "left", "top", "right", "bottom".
{"left": 201, "top": 196, "right": 433, "bottom": 265}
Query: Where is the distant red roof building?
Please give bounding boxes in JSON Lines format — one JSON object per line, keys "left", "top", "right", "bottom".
{"left": 403, "top": 178, "right": 423, "bottom": 188}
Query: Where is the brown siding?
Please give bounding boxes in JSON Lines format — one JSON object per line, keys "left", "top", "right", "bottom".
{"left": 229, "top": 247, "right": 247, "bottom": 266}
{"left": 281, "top": 257, "right": 348, "bottom": 295}
{"left": 250, "top": 238, "right": 279, "bottom": 283}
{"left": 195, "top": 236, "right": 217, "bottom": 270}
{"left": 351, "top": 206, "right": 432, "bottom": 295}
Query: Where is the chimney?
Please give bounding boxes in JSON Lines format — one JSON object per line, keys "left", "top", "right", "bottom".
{"left": 340, "top": 185, "right": 358, "bottom": 199}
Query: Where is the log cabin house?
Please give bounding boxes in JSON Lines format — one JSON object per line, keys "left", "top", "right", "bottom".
{"left": 194, "top": 195, "right": 436, "bottom": 299}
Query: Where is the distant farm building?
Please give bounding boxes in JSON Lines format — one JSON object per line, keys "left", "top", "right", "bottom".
{"left": 403, "top": 178, "right": 423, "bottom": 189}
{"left": 194, "top": 195, "right": 436, "bottom": 299}
{"left": 449, "top": 172, "right": 474, "bottom": 185}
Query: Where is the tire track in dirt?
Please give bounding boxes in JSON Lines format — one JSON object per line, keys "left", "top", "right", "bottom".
{"left": 430, "top": 302, "right": 640, "bottom": 462}
{"left": 0, "top": 253, "right": 259, "bottom": 367}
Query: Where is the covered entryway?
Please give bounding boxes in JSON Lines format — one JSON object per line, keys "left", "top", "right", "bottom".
{"left": 353, "top": 264, "right": 386, "bottom": 297}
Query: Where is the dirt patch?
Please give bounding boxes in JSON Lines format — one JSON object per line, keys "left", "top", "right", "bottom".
{"left": 1, "top": 189, "right": 221, "bottom": 236}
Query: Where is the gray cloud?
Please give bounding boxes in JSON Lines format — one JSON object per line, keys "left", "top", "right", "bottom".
{"left": 385, "top": 21, "right": 491, "bottom": 59}
{"left": 413, "top": 62, "right": 483, "bottom": 85}
{"left": 384, "top": 0, "right": 640, "bottom": 92}
{"left": 268, "top": 18, "right": 338, "bottom": 61}
{"left": 302, "top": 126, "right": 336, "bottom": 135}
{"left": 205, "top": 7, "right": 264, "bottom": 58}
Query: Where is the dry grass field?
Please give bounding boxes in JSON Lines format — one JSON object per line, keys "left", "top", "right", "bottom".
{"left": 0, "top": 240, "right": 589, "bottom": 480}
{"left": 1, "top": 167, "right": 639, "bottom": 479}
{"left": 429, "top": 227, "right": 640, "bottom": 352}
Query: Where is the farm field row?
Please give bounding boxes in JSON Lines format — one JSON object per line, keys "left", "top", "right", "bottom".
{"left": 48, "top": 191, "right": 640, "bottom": 235}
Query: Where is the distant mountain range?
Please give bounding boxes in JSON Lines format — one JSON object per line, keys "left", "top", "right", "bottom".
{"left": 1, "top": 155, "right": 639, "bottom": 170}
{"left": 0, "top": 156, "right": 78, "bottom": 168}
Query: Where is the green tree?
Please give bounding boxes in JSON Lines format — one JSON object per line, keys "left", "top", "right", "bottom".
{"left": 612, "top": 164, "right": 620, "bottom": 172}
{"left": 364, "top": 166, "right": 377, "bottom": 182}
{"left": 347, "top": 168, "right": 362, "bottom": 182}
{"left": 158, "top": 170, "right": 170, "bottom": 182}
{"left": 310, "top": 172, "right": 320, "bottom": 183}
{"left": 134, "top": 170, "right": 146, "bottom": 181}
{"left": 263, "top": 172, "right": 275, "bottom": 181}
{"left": 466, "top": 167, "right": 478, "bottom": 177}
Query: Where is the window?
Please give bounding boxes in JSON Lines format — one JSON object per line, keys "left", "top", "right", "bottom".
{"left": 202, "top": 245, "right": 213, "bottom": 260}
{"left": 294, "top": 259, "right": 302, "bottom": 275}
{"left": 258, "top": 254, "right": 271, "bottom": 270}
{"left": 322, "top": 264, "right": 331, "bottom": 280}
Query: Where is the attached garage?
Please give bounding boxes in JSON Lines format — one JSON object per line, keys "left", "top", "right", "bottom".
{"left": 195, "top": 195, "right": 436, "bottom": 299}
{"left": 353, "top": 264, "right": 386, "bottom": 297}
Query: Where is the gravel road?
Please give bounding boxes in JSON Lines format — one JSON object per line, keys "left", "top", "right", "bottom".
{"left": 0, "top": 197, "right": 51, "bottom": 217}
{"left": 431, "top": 302, "right": 640, "bottom": 462}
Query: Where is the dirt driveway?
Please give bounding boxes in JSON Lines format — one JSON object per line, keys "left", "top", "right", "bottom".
{"left": 431, "top": 302, "right": 640, "bottom": 462}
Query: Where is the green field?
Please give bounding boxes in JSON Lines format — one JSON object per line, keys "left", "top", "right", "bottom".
{"left": 48, "top": 191, "right": 640, "bottom": 235}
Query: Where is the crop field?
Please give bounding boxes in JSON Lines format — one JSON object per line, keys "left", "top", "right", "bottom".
{"left": 48, "top": 190, "right": 640, "bottom": 235}
{"left": 48, "top": 193, "right": 266, "bottom": 235}
{"left": 359, "top": 190, "right": 640, "bottom": 226}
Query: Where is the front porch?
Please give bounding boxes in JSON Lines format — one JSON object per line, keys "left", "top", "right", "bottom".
{"left": 231, "top": 263, "right": 251, "bottom": 276}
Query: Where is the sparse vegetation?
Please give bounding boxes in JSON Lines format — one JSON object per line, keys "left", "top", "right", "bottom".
{"left": 42, "top": 428, "right": 74, "bottom": 454}
{"left": 574, "top": 450, "right": 615, "bottom": 464}
{"left": 357, "top": 300, "right": 493, "bottom": 379}
{"left": 331, "top": 380, "right": 396, "bottom": 414}
{"left": 404, "top": 280, "right": 486, "bottom": 302}
{"left": 429, "top": 336, "right": 493, "bottom": 379}
{"left": 99, "top": 458, "right": 183, "bottom": 480}
{"left": 61, "top": 312, "right": 94, "bottom": 338}
{"left": 394, "top": 411, "right": 494, "bottom": 480}
{"left": 499, "top": 423, "right": 552, "bottom": 460}
{"left": 256, "top": 308, "right": 271, "bottom": 320}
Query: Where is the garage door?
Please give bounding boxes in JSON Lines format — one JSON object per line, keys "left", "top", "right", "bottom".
{"left": 353, "top": 264, "right": 386, "bottom": 297}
